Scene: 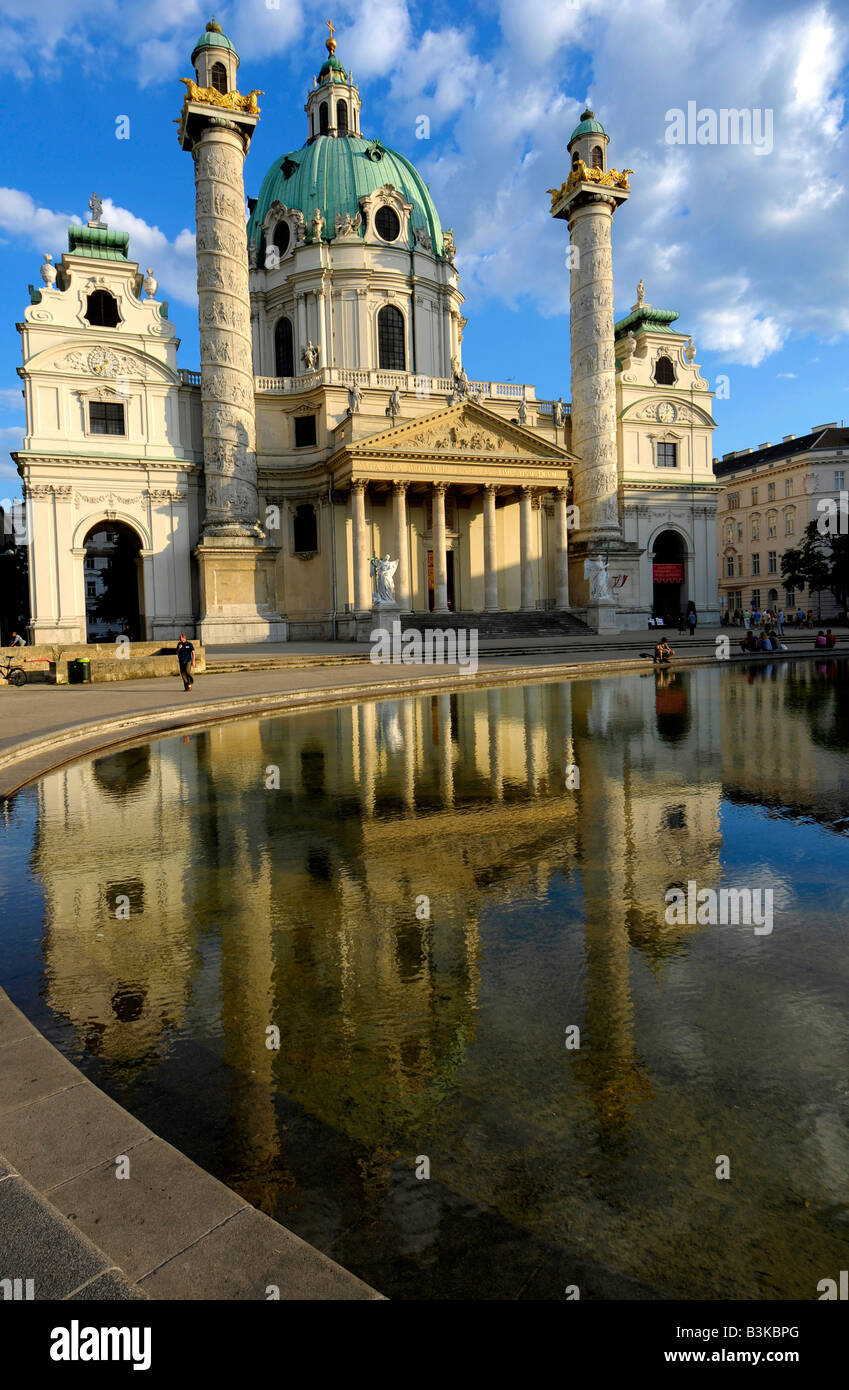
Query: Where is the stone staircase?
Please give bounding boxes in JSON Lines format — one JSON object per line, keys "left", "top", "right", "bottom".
{"left": 383, "top": 609, "right": 592, "bottom": 637}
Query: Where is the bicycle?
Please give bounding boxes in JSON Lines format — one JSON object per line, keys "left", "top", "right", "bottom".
{"left": 0, "top": 654, "right": 27, "bottom": 687}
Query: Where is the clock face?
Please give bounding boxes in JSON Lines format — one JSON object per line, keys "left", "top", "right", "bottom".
{"left": 88, "top": 348, "right": 119, "bottom": 377}
{"left": 657, "top": 402, "right": 676, "bottom": 423}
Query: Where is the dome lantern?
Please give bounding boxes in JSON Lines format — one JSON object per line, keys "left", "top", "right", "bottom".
{"left": 567, "top": 107, "right": 610, "bottom": 176}
{"left": 304, "top": 21, "right": 362, "bottom": 140}
{"left": 191, "top": 16, "right": 240, "bottom": 94}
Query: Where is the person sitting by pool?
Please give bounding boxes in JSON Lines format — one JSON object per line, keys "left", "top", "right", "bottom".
{"left": 826, "top": 628, "right": 837, "bottom": 648}
{"left": 815, "top": 629, "right": 828, "bottom": 648}
{"left": 654, "top": 637, "right": 674, "bottom": 664}
{"left": 741, "top": 631, "right": 759, "bottom": 653}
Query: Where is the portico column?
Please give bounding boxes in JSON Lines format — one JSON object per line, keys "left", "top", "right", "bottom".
{"left": 433, "top": 482, "right": 449, "bottom": 614}
{"left": 520, "top": 485, "right": 535, "bottom": 611}
{"left": 392, "top": 481, "right": 411, "bottom": 612}
{"left": 350, "top": 480, "right": 370, "bottom": 615}
{"left": 483, "top": 483, "right": 499, "bottom": 612}
{"left": 555, "top": 485, "right": 570, "bottom": 609}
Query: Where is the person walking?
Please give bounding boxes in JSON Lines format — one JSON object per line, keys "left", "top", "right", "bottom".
{"left": 777, "top": 608, "right": 785, "bottom": 636}
{"left": 686, "top": 602, "right": 697, "bottom": 636}
{"left": 176, "top": 632, "right": 195, "bottom": 691}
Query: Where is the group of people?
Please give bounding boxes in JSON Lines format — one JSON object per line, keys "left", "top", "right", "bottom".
{"left": 723, "top": 607, "right": 822, "bottom": 632}
{"left": 649, "top": 602, "right": 698, "bottom": 635}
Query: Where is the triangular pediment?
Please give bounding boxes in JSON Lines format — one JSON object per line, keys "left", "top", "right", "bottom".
{"left": 347, "top": 400, "right": 574, "bottom": 461}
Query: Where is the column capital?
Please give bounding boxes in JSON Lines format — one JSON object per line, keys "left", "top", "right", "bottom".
{"left": 432, "top": 481, "right": 449, "bottom": 497}
{"left": 350, "top": 478, "right": 368, "bottom": 494}
{"left": 555, "top": 484, "right": 569, "bottom": 499}
{"left": 483, "top": 481, "right": 499, "bottom": 496}
{"left": 392, "top": 480, "right": 409, "bottom": 495}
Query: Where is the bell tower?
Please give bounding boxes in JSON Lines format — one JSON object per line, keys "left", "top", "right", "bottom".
{"left": 179, "top": 17, "right": 285, "bottom": 641}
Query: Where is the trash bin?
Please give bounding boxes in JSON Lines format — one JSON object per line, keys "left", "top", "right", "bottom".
{"left": 68, "top": 658, "right": 92, "bottom": 684}
{"left": 68, "top": 659, "right": 82, "bottom": 684}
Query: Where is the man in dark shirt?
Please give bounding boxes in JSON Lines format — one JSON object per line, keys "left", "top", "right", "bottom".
{"left": 176, "top": 633, "right": 195, "bottom": 691}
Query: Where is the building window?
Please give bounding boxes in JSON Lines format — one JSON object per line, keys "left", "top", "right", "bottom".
{"left": 835, "top": 470, "right": 845, "bottom": 490}
{"left": 375, "top": 206, "right": 401, "bottom": 242}
{"left": 337, "top": 101, "right": 349, "bottom": 135}
{"left": 273, "top": 222, "right": 291, "bottom": 258}
{"left": 767, "top": 511, "right": 777, "bottom": 537}
{"left": 768, "top": 550, "right": 777, "bottom": 573}
{"left": 86, "top": 582, "right": 97, "bottom": 598}
{"left": 728, "top": 493, "right": 739, "bottom": 510}
{"left": 89, "top": 401, "right": 125, "bottom": 435}
{"left": 751, "top": 517, "right": 760, "bottom": 540}
{"left": 751, "top": 487, "right": 758, "bottom": 505}
{"left": 785, "top": 478, "right": 793, "bottom": 496}
{"left": 293, "top": 503, "right": 318, "bottom": 553}
{"left": 85, "top": 289, "right": 120, "bottom": 328}
{"left": 785, "top": 588, "right": 795, "bottom": 608}
{"left": 319, "top": 101, "right": 329, "bottom": 135}
{"left": 767, "top": 482, "right": 775, "bottom": 501}
{"left": 656, "top": 441, "right": 678, "bottom": 468}
{"left": 210, "top": 62, "right": 228, "bottom": 94}
{"left": 726, "top": 555, "right": 735, "bottom": 577}
{"left": 377, "top": 304, "right": 406, "bottom": 370}
{"left": 751, "top": 589, "right": 761, "bottom": 609}
{"left": 591, "top": 145, "right": 604, "bottom": 169}
{"left": 274, "top": 317, "right": 294, "bottom": 377}
{"left": 784, "top": 510, "right": 794, "bottom": 535}
{"left": 752, "top": 553, "right": 760, "bottom": 575}
{"left": 653, "top": 355, "right": 675, "bottom": 385}
{"left": 294, "top": 415, "right": 317, "bottom": 448}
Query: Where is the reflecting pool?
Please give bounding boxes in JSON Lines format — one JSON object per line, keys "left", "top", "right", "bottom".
{"left": 2, "top": 658, "right": 849, "bottom": 1299}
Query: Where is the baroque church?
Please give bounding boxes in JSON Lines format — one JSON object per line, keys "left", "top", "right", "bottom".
{"left": 13, "top": 19, "right": 720, "bottom": 644}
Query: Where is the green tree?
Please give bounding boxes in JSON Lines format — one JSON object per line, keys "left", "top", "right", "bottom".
{"left": 0, "top": 516, "right": 30, "bottom": 643}
{"left": 782, "top": 519, "right": 849, "bottom": 615}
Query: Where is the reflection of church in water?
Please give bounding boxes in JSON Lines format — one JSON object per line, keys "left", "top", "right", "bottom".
{"left": 16, "top": 19, "right": 720, "bottom": 644}
{"left": 32, "top": 672, "right": 724, "bottom": 1214}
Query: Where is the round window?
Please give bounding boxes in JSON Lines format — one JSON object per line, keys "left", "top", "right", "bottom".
{"left": 273, "top": 221, "right": 291, "bottom": 257}
{"left": 375, "top": 206, "right": 400, "bottom": 242}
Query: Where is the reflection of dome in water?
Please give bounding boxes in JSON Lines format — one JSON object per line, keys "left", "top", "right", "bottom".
{"left": 93, "top": 746, "right": 151, "bottom": 798}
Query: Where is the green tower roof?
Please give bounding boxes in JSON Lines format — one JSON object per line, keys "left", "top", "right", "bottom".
{"left": 614, "top": 304, "right": 680, "bottom": 337}
{"left": 568, "top": 108, "right": 608, "bottom": 144}
{"left": 318, "top": 54, "right": 348, "bottom": 84}
{"left": 68, "top": 225, "right": 130, "bottom": 261}
{"left": 191, "top": 17, "right": 237, "bottom": 63}
{"left": 247, "top": 134, "right": 445, "bottom": 256}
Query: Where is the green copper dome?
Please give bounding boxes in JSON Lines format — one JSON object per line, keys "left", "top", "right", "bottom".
{"left": 568, "top": 108, "right": 607, "bottom": 144}
{"left": 192, "top": 18, "right": 237, "bottom": 63}
{"left": 247, "top": 134, "right": 445, "bottom": 256}
{"left": 318, "top": 54, "right": 348, "bottom": 84}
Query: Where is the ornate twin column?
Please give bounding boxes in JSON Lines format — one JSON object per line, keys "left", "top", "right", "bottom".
{"left": 392, "top": 482, "right": 411, "bottom": 612}
{"left": 519, "top": 485, "right": 535, "bottom": 611}
{"left": 350, "top": 480, "right": 371, "bottom": 615}
{"left": 432, "top": 482, "right": 449, "bottom": 614}
{"left": 483, "top": 483, "right": 499, "bottom": 612}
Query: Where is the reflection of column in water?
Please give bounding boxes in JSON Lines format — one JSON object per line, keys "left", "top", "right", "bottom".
{"left": 523, "top": 684, "right": 546, "bottom": 793}
{"left": 357, "top": 701, "right": 377, "bottom": 818}
{"left": 569, "top": 680, "right": 649, "bottom": 1145}
{"left": 438, "top": 693, "right": 454, "bottom": 808}
{"left": 487, "top": 686, "right": 504, "bottom": 802}
{"left": 401, "top": 698, "right": 416, "bottom": 812}
{"left": 217, "top": 783, "right": 289, "bottom": 1212}
{"left": 556, "top": 680, "right": 575, "bottom": 785}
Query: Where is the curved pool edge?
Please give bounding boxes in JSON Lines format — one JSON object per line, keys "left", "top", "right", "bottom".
{"left": 0, "top": 987, "right": 383, "bottom": 1301}
{"left": 0, "top": 647, "right": 776, "bottom": 801}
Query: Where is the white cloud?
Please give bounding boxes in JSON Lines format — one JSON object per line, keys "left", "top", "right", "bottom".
{"left": 0, "top": 388, "right": 24, "bottom": 413}
{"left": 698, "top": 307, "right": 786, "bottom": 367}
{"left": 777, "top": 372, "right": 797, "bottom": 379}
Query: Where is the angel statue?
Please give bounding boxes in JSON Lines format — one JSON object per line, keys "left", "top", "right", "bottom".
{"left": 584, "top": 554, "right": 611, "bottom": 601}
{"left": 371, "top": 554, "right": 399, "bottom": 607}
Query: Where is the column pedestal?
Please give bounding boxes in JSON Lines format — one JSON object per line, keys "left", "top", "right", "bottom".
{"left": 195, "top": 538, "right": 287, "bottom": 644}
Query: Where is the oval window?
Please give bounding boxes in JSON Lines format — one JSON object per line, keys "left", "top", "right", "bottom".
{"left": 375, "top": 206, "right": 400, "bottom": 242}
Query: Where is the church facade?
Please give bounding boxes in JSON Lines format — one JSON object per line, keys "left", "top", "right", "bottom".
{"left": 12, "top": 20, "right": 720, "bottom": 645}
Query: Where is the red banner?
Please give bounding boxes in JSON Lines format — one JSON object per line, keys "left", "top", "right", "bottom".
{"left": 653, "top": 563, "right": 684, "bottom": 583}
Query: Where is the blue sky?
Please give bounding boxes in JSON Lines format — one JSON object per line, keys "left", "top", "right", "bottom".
{"left": 1, "top": 0, "right": 848, "bottom": 499}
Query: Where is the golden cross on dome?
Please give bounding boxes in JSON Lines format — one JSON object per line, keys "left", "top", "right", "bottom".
{"left": 326, "top": 18, "right": 337, "bottom": 53}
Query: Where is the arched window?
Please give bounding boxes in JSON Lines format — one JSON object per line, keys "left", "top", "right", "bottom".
{"left": 210, "top": 62, "right": 228, "bottom": 94}
{"left": 274, "top": 317, "right": 294, "bottom": 377}
{"left": 571, "top": 152, "right": 580, "bottom": 171}
{"left": 337, "top": 101, "right": 348, "bottom": 135}
{"left": 378, "top": 304, "right": 406, "bottom": 370}
{"left": 85, "top": 289, "right": 120, "bottom": 328}
{"left": 273, "top": 222, "right": 291, "bottom": 258}
{"left": 319, "top": 102, "right": 329, "bottom": 135}
{"left": 654, "top": 355, "right": 675, "bottom": 385}
{"left": 293, "top": 504, "right": 318, "bottom": 554}
{"left": 591, "top": 145, "right": 603, "bottom": 169}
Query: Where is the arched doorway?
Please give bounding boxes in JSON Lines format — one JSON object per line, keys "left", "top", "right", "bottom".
{"left": 83, "top": 521, "right": 143, "bottom": 641}
{"left": 651, "top": 529, "right": 687, "bottom": 625}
